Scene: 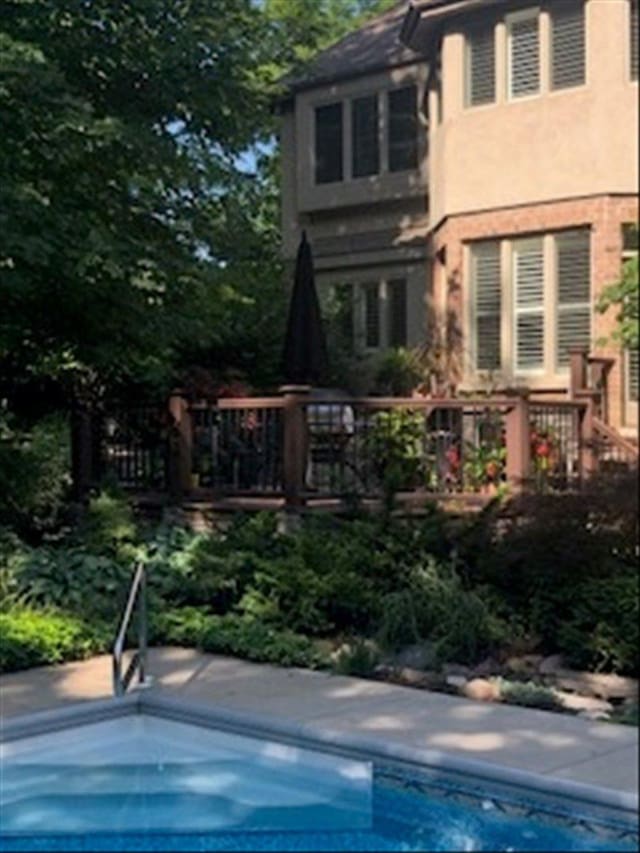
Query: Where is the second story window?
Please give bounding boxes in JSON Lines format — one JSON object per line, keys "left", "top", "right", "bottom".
{"left": 388, "top": 86, "right": 418, "bottom": 172}
{"left": 352, "top": 95, "right": 379, "bottom": 178}
{"left": 465, "top": 24, "right": 496, "bottom": 106}
{"left": 388, "top": 279, "right": 408, "bottom": 347}
{"left": 315, "top": 102, "right": 343, "bottom": 184}
{"left": 507, "top": 9, "right": 540, "bottom": 99}
{"left": 631, "top": 0, "right": 639, "bottom": 80}
{"left": 550, "top": 0, "right": 585, "bottom": 90}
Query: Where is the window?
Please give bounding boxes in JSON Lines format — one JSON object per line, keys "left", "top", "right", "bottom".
{"left": 555, "top": 230, "right": 591, "bottom": 368}
{"left": 470, "top": 229, "right": 592, "bottom": 377}
{"left": 388, "top": 86, "right": 418, "bottom": 172}
{"left": 632, "top": 0, "right": 639, "bottom": 80}
{"left": 315, "top": 103, "right": 343, "bottom": 184}
{"left": 388, "top": 279, "right": 408, "bottom": 347}
{"left": 550, "top": 0, "right": 585, "bottom": 90}
{"left": 363, "top": 282, "right": 381, "bottom": 348}
{"left": 507, "top": 9, "right": 540, "bottom": 99}
{"left": 471, "top": 242, "right": 501, "bottom": 370}
{"left": 513, "top": 239, "right": 545, "bottom": 371}
{"left": 466, "top": 24, "right": 496, "bottom": 106}
{"left": 627, "top": 348, "right": 639, "bottom": 403}
{"left": 352, "top": 95, "right": 379, "bottom": 178}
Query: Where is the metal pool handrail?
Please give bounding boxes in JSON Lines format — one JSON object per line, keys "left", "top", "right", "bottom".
{"left": 112, "top": 561, "right": 147, "bottom": 697}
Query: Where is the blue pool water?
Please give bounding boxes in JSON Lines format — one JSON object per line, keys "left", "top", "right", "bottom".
{"left": 1, "top": 716, "right": 637, "bottom": 852}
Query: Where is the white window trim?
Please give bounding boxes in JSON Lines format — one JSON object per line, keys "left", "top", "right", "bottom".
{"left": 506, "top": 6, "right": 541, "bottom": 102}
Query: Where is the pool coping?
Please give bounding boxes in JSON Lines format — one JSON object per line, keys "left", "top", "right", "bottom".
{"left": 2, "top": 692, "right": 638, "bottom": 823}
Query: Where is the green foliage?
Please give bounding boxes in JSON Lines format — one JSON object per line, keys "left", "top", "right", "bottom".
{"left": 332, "top": 639, "right": 381, "bottom": 677}
{"left": 558, "top": 573, "right": 639, "bottom": 675}
{"left": 0, "top": 410, "right": 71, "bottom": 536}
{"left": 153, "top": 608, "right": 328, "bottom": 669}
{"left": 597, "top": 226, "right": 639, "bottom": 349}
{"left": 497, "top": 679, "right": 560, "bottom": 711}
{"left": 0, "top": 609, "right": 108, "bottom": 673}
{"left": 374, "top": 348, "right": 423, "bottom": 397}
{"left": 365, "top": 409, "right": 426, "bottom": 509}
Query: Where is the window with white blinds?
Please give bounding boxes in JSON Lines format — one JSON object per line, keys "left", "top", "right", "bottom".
{"left": 352, "top": 95, "right": 379, "bottom": 178}
{"left": 631, "top": 0, "right": 639, "bottom": 80}
{"left": 508, "top": 10, "right": 540, "bottom": 99}
{"left": 363, "top": 282, "right": 380, "bottom": 348}
{"left": 627, "top": 348, "right": 639, "bottom": 403}
{"left": 513, "top": 240, "right": 545, "bottom": 371}
{"left": 466, "top": 25, "right": 496, "bottom": 106}
{"left": 388, "top": 279, "right": 408, "bottom": 347}
{"left": 551, "top": 0, "right": 585, "bottom": 90}
{"left": 472, "top": 242, "right": 501, "bottom": 370}
{"left": 555, "top": 230, "right": 591, "bottom": 368}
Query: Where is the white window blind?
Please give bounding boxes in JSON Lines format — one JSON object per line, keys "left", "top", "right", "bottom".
{"left": 388, "top": 279, "right": 407, "bottom": 347}
{"left": 632, "top": 0, "right": 639, "bottom": 80}
{"left": 508, "top": 11, "right": 540, "bottom": 98}
{"left": 628, "top": 348, "right": 639, "bottom": 403}
{"left": 466, "top": 25, "right": 496, "bottom": 106}
{"left": 472, "top": 242, "right": 501, "bottom": 370}
{"left": 514, "top": 240, "right": 544, "bottom": 370}
{"left": 363, "top": 282, "right": 380, "bottom": 348}
{"left": 555, "top": 230, "right": 591, "bottom": 368}
{"left": 352, "top": 95, "right": 379, "bottom": 178}
{"left": 551, "top": 0, "right": 585, "bottom": 90}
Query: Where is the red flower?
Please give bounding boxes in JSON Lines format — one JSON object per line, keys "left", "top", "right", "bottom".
{"left": 536, "top": 441, "right": 550, "bottom": 458}
{"left": 445, "top": 446, "right": 460, "bottom": 469}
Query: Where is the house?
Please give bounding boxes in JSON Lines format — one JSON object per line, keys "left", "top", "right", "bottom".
{"left": 279, "top": 0, "right": 638, "bottom": 434}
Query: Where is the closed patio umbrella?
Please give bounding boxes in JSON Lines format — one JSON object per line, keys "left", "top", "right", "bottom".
{"left": 282, "top": 231, "right": 329, "bottom": 386}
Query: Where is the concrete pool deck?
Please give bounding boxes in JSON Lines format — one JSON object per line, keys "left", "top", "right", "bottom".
{"left": 1, "top": 646, "right": 638, "bottom": 795}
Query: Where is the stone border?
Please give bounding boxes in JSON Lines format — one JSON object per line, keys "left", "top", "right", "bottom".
{"left": 2, "top": 693, "right": 638, "bottom": 824}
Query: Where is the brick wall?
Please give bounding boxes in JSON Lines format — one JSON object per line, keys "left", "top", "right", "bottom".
{"left": 431, "top": 194, "right": 638, "bottom": 430}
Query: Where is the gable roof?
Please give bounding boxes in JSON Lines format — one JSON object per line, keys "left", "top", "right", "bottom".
{"left": 283, "top": 2, "right": 420, "bottom": 95}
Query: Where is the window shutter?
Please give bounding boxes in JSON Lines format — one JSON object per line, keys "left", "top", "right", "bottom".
{"left": 315, "top": 103, "right": 343, "bottom": 184}
{"left": 514, "top": 240, "right": 544, "bottom": 370}
{"left": 388, "top": 86, "right": 418, "bottom": 172}
{"left": 551, "top": 1, "right": 585, "bottom": 90}
{"left": 509, "top": 13, "right": 540, "bottom": 98}
{"left": 352, "top": 95, "right": 379, "bottom": 178}
{"left": 363, "top": 282, "right": 380, "bottom": 348}
{"left": 555, "top": 230, "right": 591, "bottom": 368}
{"left": 388, "top": 279, "right": 408, "bottom": 347}
{"left": 628, "top": 348, "right": 639, "bottom": 403}
{"left": 472, "top": 242, "right": 501, "bottom": 370}
{"left": 632, "top": 0, "right": 639, "bottom": 80}
{"left": 466, "top": 25, "right": 496, "bottom": 106}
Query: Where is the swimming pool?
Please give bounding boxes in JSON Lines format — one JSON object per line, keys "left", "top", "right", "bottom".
{"left": 1, "top": 695, "right": 637, "bottom": 852}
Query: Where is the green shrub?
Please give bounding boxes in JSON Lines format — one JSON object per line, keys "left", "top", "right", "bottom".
{"left": 0, "top": 412, "right": 71, "bottom": 537}
{"left": 378, "top": 590, "right": 420, "bottom": 650}
{"left": 76, "top": 491, "right": 138, "bottom": 555}
{"left": 153, "top": 608, "right": 328, "bottom": 670}
{"left": 557, "top": 573, "right": 639, "bottom": 675}
{"left": 365, "top": 409, "right": 426, "bottom": 509}
{"left": 497, "top": 678, "right": 560, "bottom": 711}
{"left": 0, "top": 609, "right": 108, "bottom": 673}
{"left": 332, "top": 639, "right": 381, "bottom": 677}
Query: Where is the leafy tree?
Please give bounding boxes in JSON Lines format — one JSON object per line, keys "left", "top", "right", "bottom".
{"left": 597, "top": 225, "right": 639, "bottom": 350}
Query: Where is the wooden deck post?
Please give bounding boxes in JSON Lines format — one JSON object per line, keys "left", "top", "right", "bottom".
{"left": 167, "top": 390, "right": 193, "bottom": 500}
{"left": 505, "top": 390, "right": 531, "bottom": 494}
{"left": 578, "top": 391, "right": 598, "bottom": 479}
{"left": 281, "top": 385, "right": 310, "bottom": 512}
{"left": 568, "top": 346, "right": 588, "bottom": 399}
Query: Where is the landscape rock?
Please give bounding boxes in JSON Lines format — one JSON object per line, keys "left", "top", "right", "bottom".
{"left": 553, "top": 671, "right": 638, "bottom": 701}
{"left": 397, "top": 667, "right": 431, "bottom": 687}
{"left": 505, "top": 655, "right": 543, "bottom": 676}
{"left": 553, "top": 691, "right": 614, "bottom": 714}
{"left": 463, "top": 678, "right": 501, "bottom": 702}
{"left": 539, "top": 654, "right": 566, "bottom": 676}
{"left": 393, "top": 643, "right": 437, "bottom": 671}
{"left": 472, "top": 657, "right": 502, "bottom": 678}
{"left": 443, "top": 663, "right": 472, "bottom": 678}
{"left": 577, "top": 709, "right": 611, "bottom": 722}
{"left": 446, "top": 674, "right": 468, "bottom": 690}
